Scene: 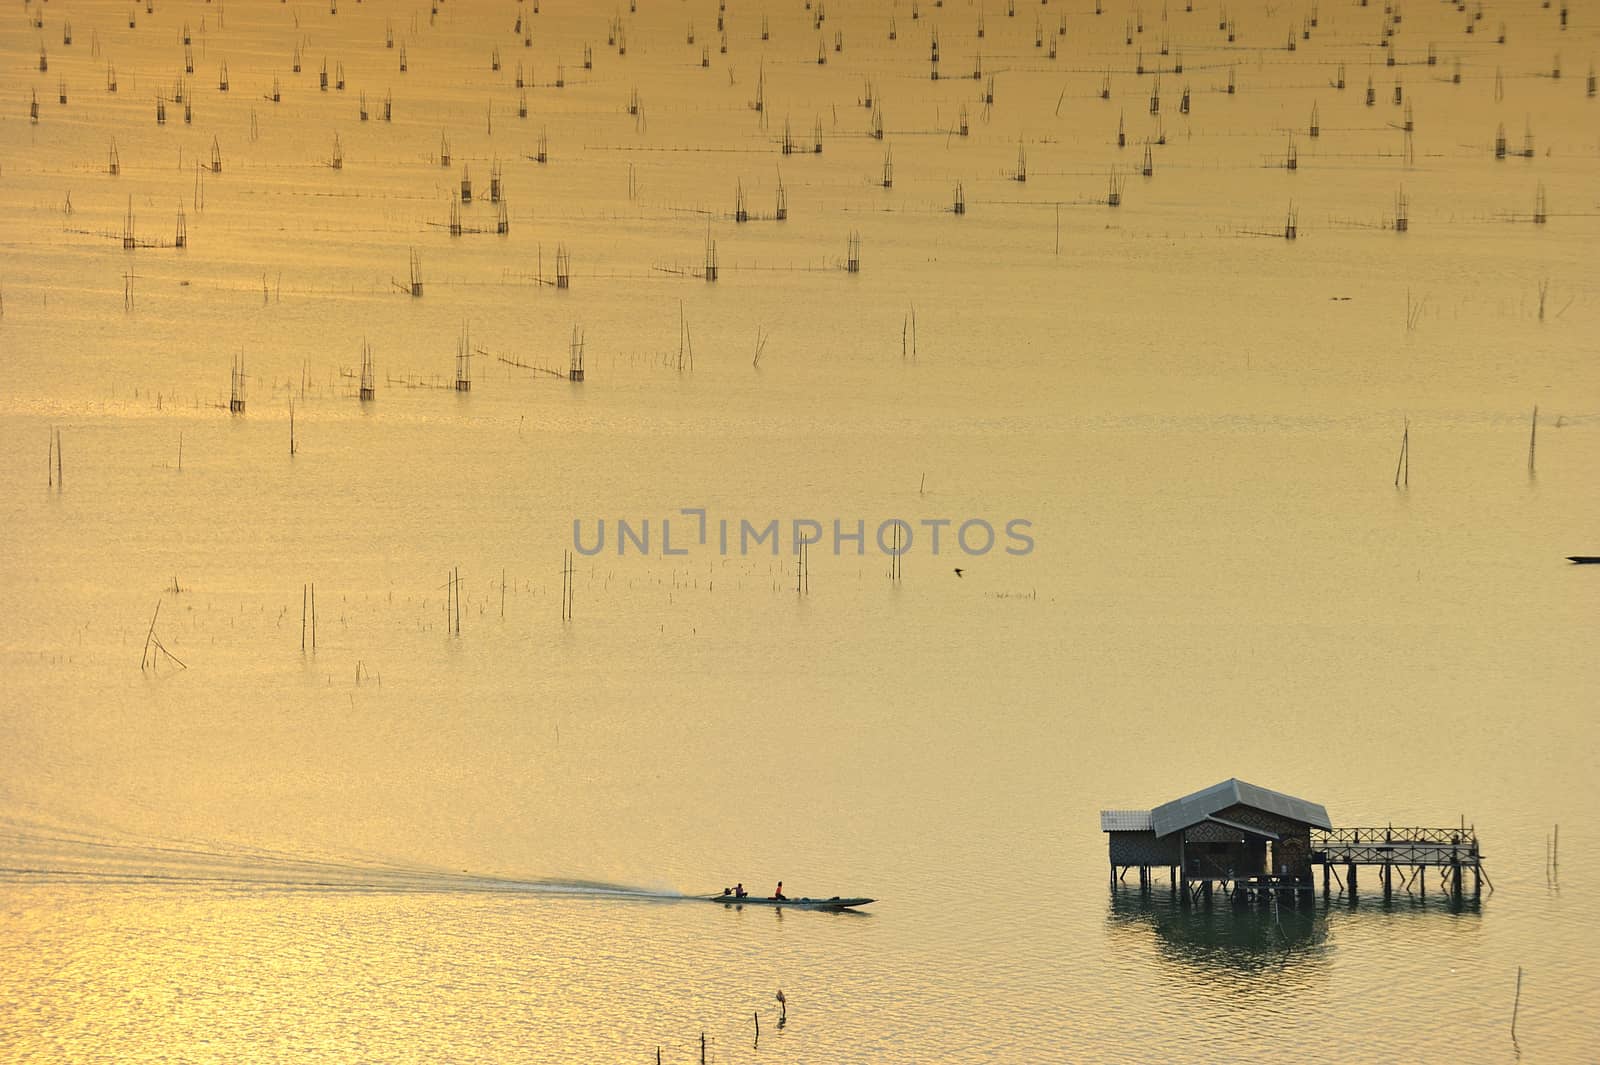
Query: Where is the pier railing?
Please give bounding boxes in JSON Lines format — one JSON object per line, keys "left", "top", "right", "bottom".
{"left": 1313, "top": 827, "right": 1482, "bottom": 868}
{"left": 1313, "top": 827, "right": 1473, "bottom": 847}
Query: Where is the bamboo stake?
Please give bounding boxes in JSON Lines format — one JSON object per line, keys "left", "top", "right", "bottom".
{"left": 1393, "top": 419, "right": 1409, "bottom": 487}
{"left": 141, "top": 599, "right": 162, "bottom": 669}
{"left": 152, "top": 638, "right": 187, "bottom": 670}
{"left": 1511, "top": 966, "right": 1523, "bottom": 1043}
{"left": 1528, "top": 405, "right": 1537, "bottom": 473}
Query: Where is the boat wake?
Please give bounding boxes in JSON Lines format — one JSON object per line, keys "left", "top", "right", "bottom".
{"left": 0, "top": 815, "right": 682, "bottom": 902}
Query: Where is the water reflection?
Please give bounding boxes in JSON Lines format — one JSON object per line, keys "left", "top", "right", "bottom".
{"left": 1108, "top": 880, "right": 1483, "bottom": 975}
{"left": 1333, "top": 889, "right": 1483, "bottom": 918}
{"left": 1108, "top": 886, "right": 1330, "bottom": 973}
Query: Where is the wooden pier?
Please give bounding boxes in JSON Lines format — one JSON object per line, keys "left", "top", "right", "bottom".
{"left": 1313, "top": 825, "right": 1488, "bottom": 901}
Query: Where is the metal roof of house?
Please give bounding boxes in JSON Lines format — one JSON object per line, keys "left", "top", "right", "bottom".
{"left": 1100, "top": 809, "right": 1153, "bottom": 832}
{"left": 1149, "top": 779, "right": 1331, "bottom": 838}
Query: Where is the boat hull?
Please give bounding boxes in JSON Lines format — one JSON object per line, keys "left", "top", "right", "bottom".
{"left": 705, "top": 895, "right": 874, "bottom": 910}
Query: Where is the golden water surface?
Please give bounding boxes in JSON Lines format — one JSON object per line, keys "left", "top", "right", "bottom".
{"left": 2, "top": 0, "right": 1598, "bottom": 1061}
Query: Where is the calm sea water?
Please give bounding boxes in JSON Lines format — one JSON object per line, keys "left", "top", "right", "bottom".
{"left": 2, "top": 0, "right": 1597, "bottom": 1061}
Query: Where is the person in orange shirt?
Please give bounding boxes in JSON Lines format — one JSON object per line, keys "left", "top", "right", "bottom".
{"left": 773, "top": 881, "right": 786, "bottom": 900}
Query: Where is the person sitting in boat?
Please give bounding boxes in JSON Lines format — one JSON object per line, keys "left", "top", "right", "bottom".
{"left": 773, "top": 881, "right": 786, "bottom": 900}
{"left": 722, "top": 887, "right": 733, "bottom": 897}
{"left": 735, "top": 883, "right": 747, "bottom": 898}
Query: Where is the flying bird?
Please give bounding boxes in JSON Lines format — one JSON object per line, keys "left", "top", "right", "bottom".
{"left": 953, "top": 568, "right": 964, "bottom": 578}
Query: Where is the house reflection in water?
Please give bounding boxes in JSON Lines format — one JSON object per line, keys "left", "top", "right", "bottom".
{"left": 1105, "top": 887, "right": 1331, "bottom": 972}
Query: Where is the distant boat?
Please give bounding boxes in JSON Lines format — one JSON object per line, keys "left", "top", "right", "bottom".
{"left": 1567, "top": 556, "right": 1600, "bottom": 565}
{"left": 705, "top": 894, "right": 874, "bottom": 910}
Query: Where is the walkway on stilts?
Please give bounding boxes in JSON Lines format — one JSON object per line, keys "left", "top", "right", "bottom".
{"left": 1313, "top": 825, "right": 1490, "bottom": 900}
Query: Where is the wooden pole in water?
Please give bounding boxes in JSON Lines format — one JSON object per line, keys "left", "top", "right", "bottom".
{"left": 754, "top": 1011, "right": 760, "bottom": 1048}
{"left": 141, "top": 599, "right": 162, "bottom": 669}
{"left": 1528, "top": 405, "right": 1538, "bottom": 473}
{"left": 1394, "top": 419, "right": 1409, "bottom": 487}
{"left": 1511, "top": 966, "right": 1523, "bottom": 1043}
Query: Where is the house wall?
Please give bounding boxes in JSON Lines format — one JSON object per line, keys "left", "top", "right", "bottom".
{"left": 1215, "top": 803, "right": 1316, "bottom": 881}
{"left": 1180, "top": 821, "right": 1267, "bottom": 880}
{"left": 1108, "top": 830, "right": 1181, "bottom": 867}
